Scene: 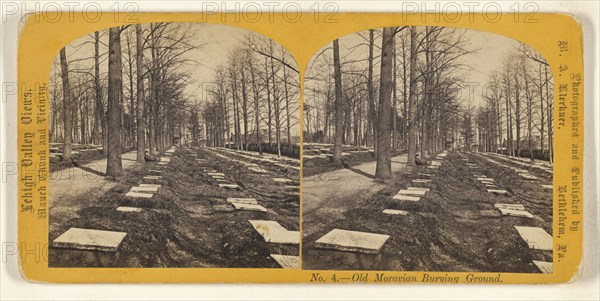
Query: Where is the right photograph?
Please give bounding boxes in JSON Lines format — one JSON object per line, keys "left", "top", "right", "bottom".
{"left": 301, "top": 26, "right": 554, "bottom": 273}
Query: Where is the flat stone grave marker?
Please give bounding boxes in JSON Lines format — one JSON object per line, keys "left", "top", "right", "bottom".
{"left": 519, "top": 173, "right": 538, "bottom": 180}
{"left": 285, "top": 186, "right": 300, "bottom": 190}
{"left": 207, "top": 172, "right": 225, "bottom": 176}
{"left": 249, "top": 167, "right": 268, "bottom": 174}
{"left": 219, "top": 183, "right": 240, "bottom": 189}
{"left": 270, "top": 254, "right": 300, "bottom": 269}
{"left": 495, "top": 203, "right": 525, "bottom": 211}
{"left": 477, "top": 177, "right": 494, "bottom": 181}
{"left": 139, "top": 184, "right": 161, "bottom": 188}
{"left": 392, "top": 194, "right": 421, "bottom": 202}
{"left": 126, "top": 191, "right": 154, "bottom": 198}
{"left": 541, "top": 184, "right": 552, "bottom": 189}
{"left": 533, "top": 260, "right": 553, "bottom": 274}
{"left": 164, "top": 153, "right": 173, "bottom": 156}
{"left": 116, "top": 206, "right": 143, "bottom": 213}
{"left": 488, "top": 189, "right": 509, "bottom": 195}
{"left": 231, "top": 202, "right": 267, "bottom": 212}
{"left": 248, "top": 220, "right": 299, "bottom": 244}
{"left": 383, "top": 209, "right": 409, "bottom": 215}
{"left": 227, "top": 198, "right": 257, "bottom": 204}
{"left": 143, "top": 176, "right": 162, "bottom": 180}
{"left": 418, "top": 173, "right": 432, "bottom": 178}
{"left": 412, "top": 179, "right": 431, "bottom": 183}
{"left": 407, "top": 187, "right": 430, "bottom": 192}
{"left": 52, "top": 228, "right": 127, "bottom": 252}
{"left": 149, "top": 169, "right": 162, "bottom": 173}
{"left": 157, "top": 162, "right": 168, "bottom": 165}
{"left": 498, "top": 208, "right": 533, "bottom": 218}
{"left": 314, "top": 229, "right": 390, "bottom": 254}
{"left": 203, "top": 169, "right": 217, "bottom": 173}
{"left": 130, "top": 186, "right": 159, "bottom": 193}
{"left": 396, "top": 189, "right": 427, "bottom": 196}
{"left": 514, "top": 226, "right": 553, "bottom": 251}
{"left": 272, "top": 178, "right": 292, "bottom": 183}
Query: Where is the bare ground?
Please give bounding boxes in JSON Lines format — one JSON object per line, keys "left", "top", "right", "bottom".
{"left": 301, "top": 151, "right": 552, "bottom": 272}
{"left": 48, "top": 147, "right": 299, "bottom": 268}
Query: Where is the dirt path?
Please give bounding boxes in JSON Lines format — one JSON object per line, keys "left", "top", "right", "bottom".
{"left": 301, "top": 154, "right": 409, "bottom": 246}
{"left": 48, "top": 151, "right": 138, "bottom": 234}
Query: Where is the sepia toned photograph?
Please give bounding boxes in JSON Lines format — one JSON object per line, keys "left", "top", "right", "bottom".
{"left": 47, "top": 22, "right": 300, "bottom": 268}
{"left": 302, "top": 26, "right": 554, "bottom": 273}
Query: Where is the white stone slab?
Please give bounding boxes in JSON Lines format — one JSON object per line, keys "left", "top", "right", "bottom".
{"left": 116, "top": 206, "right": 143, "bottom": 213}
{"left": 149, "top": 169, "right": 162, "bottom": 173}
{"left": 533, "top": 260, "right": 553, "bottom": 274}
{"left": 514, "top": 226, "right": 553, "bottom": 251}
{"left": 284, "top": 186, "right": 300, "bottom": 190}
{"left": 396, "top": 189, "right": 426, "bottom": 196}
{"left": 495, "top": 203, "right": 526, "bottom": 211}
{"left": 488, "top": 189, "right": 509, "bottom": 195}
{"left": 418, "top": 173, "right": 432, "bottom": 177}
{"left": 126, "top": 191, "right": 154, "bottom": 198}
{"left": 270, "top": 254, "right": 300, "bottom": 269}
{"left": 231, "top": 202, "right": 267, "bottom": 212}
{"left": 249, "top": 167, "right": 268, "bottom": 174}
{"left": 52, "top": 228, "right": 127, "bottom": 252}
{"left": 272, "top": 178, "right": 293, "bottom": 183}
{"left": 383, "top": 209, "right": 409, "bottom": 215}
{"left": 227, "top": 198, "right": 258, "bottom": 204}
{"left": 219, "top": 183, "right": 240, "bottom": 189}
{"left": 541, "top": 184, "right": 553, "bottom": 189}
{"left": 248, "top": 220, "right": 299, "bottom": 244}
{"left": 498, "top": 208, "right": 533, "bottom": 218}
{"left": 139, "top": 184, "right": 161, "bottom": 188}
{"left": 477, "top": 177, "right": 494, "bottom": 181}
{"left": 207, "top": 172, "right": 225, "bottom": 176}
{"left": 392, "top": 194, "right": 421, "bottom": 201}
{"left": 203, "top": 169, "right": 217, "bottom": 173}
{"left": 407, "top": 187, "right": 430, "bottom": 192}
{"left": 143, "top": 176, "right": 162, "bottom": 180}
{"left": 314, "top": 229, "right": 390, "bottom": 254}
{"left": 130, "top": 186, "right": 159, "bottom": 193}
{"left": 412, "top": 179, "right": 431, "bottom": 183}
{"left": 157, "top": 162, "right": 168, "bottom": 165}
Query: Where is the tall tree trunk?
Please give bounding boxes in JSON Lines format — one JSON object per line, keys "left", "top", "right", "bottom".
{"left": 366, "top": 30, "right": 376, "bottom": 148}
{"left": 407, "top": 27, "right": 418, "bottom": 166}
{"left": 106, "top": 27, "right": 123, "bottom": 178}
{"left": 375, "top": 27, "right": 396, "bottom": 179}
{"left": 59, "top": 47, "right": 73, "bottom": 161}
{"left": 135, "top": 24, "right": 146, "bottom": 163}
{"left": 332, "top": 39, "right": 344, "bottom": 161}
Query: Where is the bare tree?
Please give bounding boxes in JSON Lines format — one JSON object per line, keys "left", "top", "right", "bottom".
{"left": 374, "top": 27, "right": 397, "bottom": 179}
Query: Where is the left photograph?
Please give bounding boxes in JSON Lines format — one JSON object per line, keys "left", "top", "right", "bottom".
{"left": 47, "top": 23, "right": 301, "bottom": 268}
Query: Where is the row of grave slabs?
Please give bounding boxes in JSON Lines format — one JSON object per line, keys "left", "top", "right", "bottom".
{"left": 462, "top": 152, "right": 554, "bottom": 274}
{"left": 51, "top": 147, "right": 176, "bottom": 254}
{"left": 51, "top": 146, "right": 300, "bottom": 269}
{"left": 310, "top": 152, "right": 446, "bottom": 257}
{"left": 199, "top": 147, "right": 300, "bottom": 269}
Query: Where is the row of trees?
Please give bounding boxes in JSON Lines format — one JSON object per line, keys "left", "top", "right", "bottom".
{"left": 202, "top": 34, "right": 300, "bottom": 157}
{"left": 475, "top": 45, "right": 554, "bottom": 162}
{"left": 304, "top": 26, "right": 472, "bottom": 178}
{"left": 50, "top": 23, "right": 199, "bottom": 178}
